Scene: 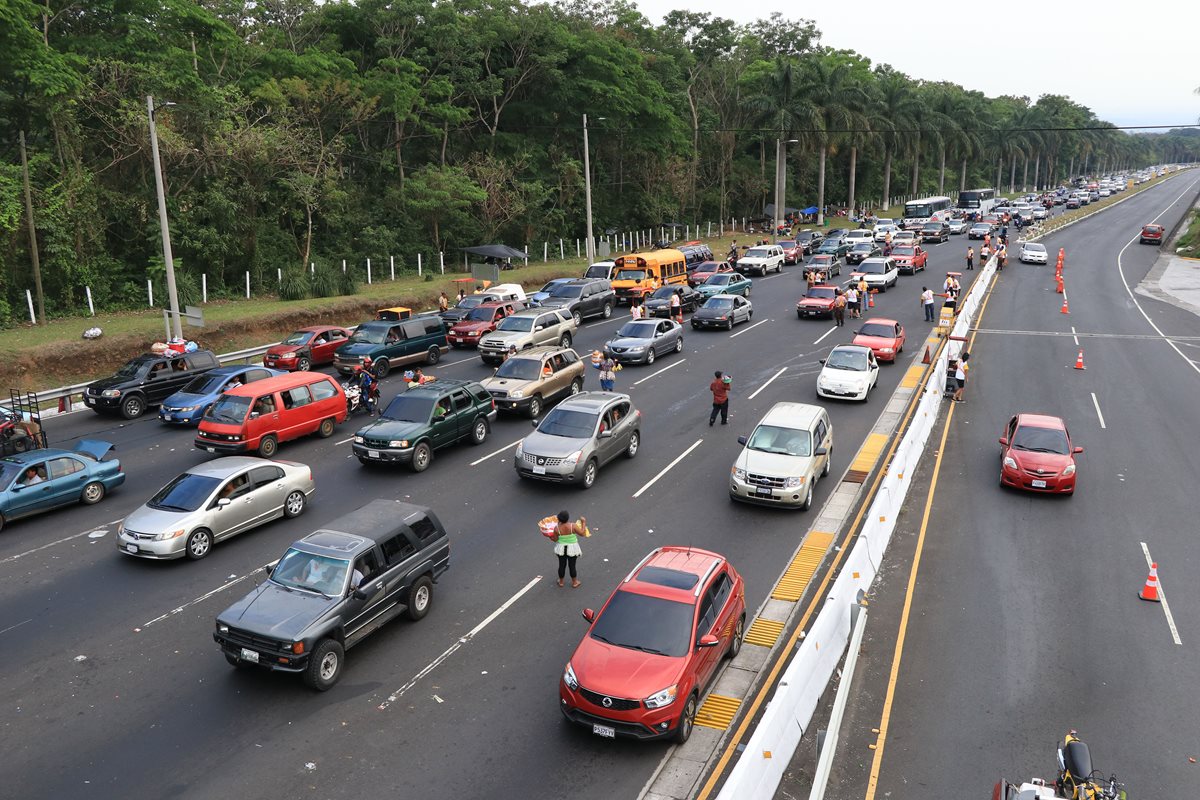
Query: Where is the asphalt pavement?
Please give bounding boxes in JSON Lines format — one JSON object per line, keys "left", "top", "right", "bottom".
{"left": 806, "top": 171, "right": 1200, "bottom": 799}
{"left": 1, "top": 223, "right": 997, "bottom": 799}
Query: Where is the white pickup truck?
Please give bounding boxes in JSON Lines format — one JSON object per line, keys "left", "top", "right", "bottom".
{"left": 736, "top": 245, "right": 785, "bottom": 276}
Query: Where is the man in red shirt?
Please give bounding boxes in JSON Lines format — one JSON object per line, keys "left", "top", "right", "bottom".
{"left": 709, "top": 371, "right": 731, "bottom": 426}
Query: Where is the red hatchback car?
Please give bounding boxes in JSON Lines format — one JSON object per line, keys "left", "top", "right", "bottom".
{"left": 688, "top": 260, "right": 733, "bottom": 287}
{"left": 852, "top": 318, "right": 906, "bottom": 362}
{"left": 999, "top": 413, "right": 1082, "bottom": 494}
{"left": 777, "top": 240, "right": 802, "bottom": 265}
{"left": 560, "top": 547, "right": 746, "bottom": 743}
{"left": 263, "top": 325, "right": 352, "bottom": 372}
{"left": 1140, "top": 224, "right": 1164, "bottom": 245}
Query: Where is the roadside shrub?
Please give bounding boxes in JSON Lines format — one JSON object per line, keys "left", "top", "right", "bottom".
{"left": 337, "top": 268, "right": 359, "bottom": 296}
{"left": 279, "top": 270, "right": 310, "bottom": 301}
{"left": 311, "top": 265, "right": 340, "bottom": 298}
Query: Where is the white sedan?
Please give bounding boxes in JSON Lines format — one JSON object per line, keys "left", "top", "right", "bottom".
{"left": 1019, "top": 242, "right": 1048, "bottom": 264}
{"left": 816, "top": 344, "right": 879, "bottom": 401}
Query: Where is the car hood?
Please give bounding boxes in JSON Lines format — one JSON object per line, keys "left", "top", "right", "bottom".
{"left": 819, "top": 366, "right": 871, "bottom": 386}
{"left": 479, "top": 329, "right": 527, "bottom": 344}
{"left": 697, "top": 284, "right": 729, "bottom": 295}
{"left": 357, "top": 418, "right": 427, "bottom": 441}
{"left": 265, "top": 343, "right": 303, "bottom": 357}
{"left": 88, "top": 374, "right": 134, "bottom": 392}
{"left": 571, "top": 637, "right": 683, "bottom": 699}
{"left": 451, "top": 321, "right": 492, "bottom": 334}
{"left": 441, "top": 308, "right": 472, "bottom": 322}
{"left": 738, "top": 256, "right": 767, "bottom": 263}
{"left": 606, "top": 335, "right": 654, "bottom": 349}
{"left": 644, "top": 297, "right": 675, "bottom": 310}
{"left": 694, "top": 306, "right": 731, "bottom": 319}
{"left": 336, "top": 342, "right": 379, "bottom": 358}
{"left": 162, "top": 390, "right": 214, "bottom": 408}
{"left": 735, "top": 448, "right": 812, "bottom": 477}
{"left": 522, "top": 430, "right": 590, "bottom": 458}
{"left": 1008, "top": 449, "right": 1072, "bottom": 474}
{"left": 480, "top": 375, "right": 533, "bottom": 392}
{"left": 123, "top": 503, "right": 201, "bottom": 535}
{"left": 853, "top": 334, "right": 898, "bottom": 349}
{"left": 537, "top": 297, "right": 573, "bottom": 309}
{"left": 218, "top": 580, "right": 337, "bottom": 640}
{"left": 798, "top": 296, "right": 835, "bottom": 308}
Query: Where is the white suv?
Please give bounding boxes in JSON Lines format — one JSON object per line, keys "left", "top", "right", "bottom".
{"left": 729, "top": 402, "right": 832, "bottom": 510}
{"left": 850, "top": 256, "right": 899, "bottom": 292}
{"left": 736, "top": 245, "right": 785, "bottom": 276}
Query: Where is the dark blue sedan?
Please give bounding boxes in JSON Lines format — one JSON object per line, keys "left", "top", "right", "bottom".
{"left": 0, "top": 441, "right": 125, "bottom": 532}
{"left": 159, "top": 365, "right": 281, "bottom": 425}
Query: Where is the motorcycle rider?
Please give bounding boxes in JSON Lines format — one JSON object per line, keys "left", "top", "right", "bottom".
{"left": 355, "top": 356, "right": 381, "bottom": 414}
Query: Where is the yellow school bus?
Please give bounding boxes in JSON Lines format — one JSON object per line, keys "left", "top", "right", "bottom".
{"left": 611, "top": 249, "right": 688, "bottom": 304}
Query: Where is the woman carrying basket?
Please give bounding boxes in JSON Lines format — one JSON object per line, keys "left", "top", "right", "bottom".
{"left": 541, "top": 510, "right": 590, "bottom": 588}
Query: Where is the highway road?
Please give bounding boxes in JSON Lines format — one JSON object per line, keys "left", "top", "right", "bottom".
{"left": 0, "top": 218, "right": 1024, "bottom": 799}
{"left": 804, "top": 171, "right": 1200, "bottom": 799}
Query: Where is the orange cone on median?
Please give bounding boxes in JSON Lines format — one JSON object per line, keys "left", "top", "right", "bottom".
{"left": 1060, "top": 297, "right": 1070, "bottom": 314}
{"left": 922, "top": 345, "right": 932, "bottom": 365}
{"left": 1074, "top": 350, "right": 1086, "bottom": 370}
{"left": 1140, "top": 563, "right": 1161, "bottom": 602}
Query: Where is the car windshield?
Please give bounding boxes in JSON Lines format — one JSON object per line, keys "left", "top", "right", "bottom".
{"left": 550, "top": 285, "right": 583, "bottom": 299}
{"left": 496, "top": 316, "right": 535, "bottom": 332}
{"left": 650, "top": 287, "right": 678, "bottom": 300}
{"left": 616, "top": 269, "right": 646, "bottom": 281}
{"left": 852, "top": 243, "right": 874, "bottom": 252}
{"left": 1012, "top": 425, "right": 1070, "bottom": 455}
{"left": 704, "top": 297, "right": 734, "bottom": 309}
{"left": 0, "top": 461, "right": 23, "bottom": 488}
{"left": 892, "top": 247, "right": 916, "bottom": 257}
{"left": 859, "top": 323, "right": 895, "bottom": 337}
{"left": 1024, "top": 244, "right": 1047, "bottom": 254}
{"left": 922, "top": 223, "right": 942, "bottom": 231}
{"left": 747, "top": 424, "right": 812, "bottom": 456}
{"left": 182, "top": 374, "right": 230, "bottom": 395}
{"left": 693, "top": 261, "right": 720, "bottom": 273}
{"left": 465, "top": 307, "right": 498, "bottom": 322}
{"left": 114, "top": 361, "right": 145, "bottom": 378}
{"left": 382, "top": 394, "right": 437, "bottom": 423}
{"left": 271, "top": 548, "right": 349, "bottom": 597}
{"left": 349, "top": 326, "right": 386, "bottom": 344}
{"left": 456, "top": 297, "right": 484, "bottom": 310}
{"left": 806, "top": 287, "right": 836, "bottom": 299}
{"left": 858, "top": 261, "right": 887, "bottom": 275}
{"left": 705, "top": 275, "right": 732, "bottom": 285}
{"left": 589, "top": 590, "right": 694, "bottom": 658}
{"left": 745, "top": 248, "right": 770, "bottom": 258}
{"left": 284, "top": 331, "right": 314, "bottom": 346}
{"left": 147, "top": 473, "right": 222, "bottom": 512}
{"left": 540, "top": 280, "right": 566, "bottom": 292}
{"left": 778, "top": 241, "right": 797, "bottom": 248}
{"left": 826, "top": 349, "right": 870, "bottom": 371}
{"left": 494, "top": 358, "right": 542, "bottom": 380}
{"left": 535, "top": 407, "right": 599, "bottom": 438}
{"left": 811, "top": 256, "right": 832, "bottom": 265}
{"left": 204, "top": 395, "right": 252, "bottom": 424}
{"left": 616, "top": 321, "right": 659, "bottom": 339}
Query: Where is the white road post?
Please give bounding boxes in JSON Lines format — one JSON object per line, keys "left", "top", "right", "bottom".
{"left": 277, "top": 268, "right": 282, "bottom": 285}
{"left": 148, "top": 279, "right": 154, "bottom": 307}
{"left": 367, "top": 258, "right": 372, "bottom": 284}
{"left": 543, "top": 242, "right": 548, "bottom": 263}
{"left": 341, "top": 259, "right": 346, "bottom": 273}
{"left": 559, "top": 239, "right": 564, "bottom": 259}
{"left": 418, "top": 254, "right": 423, "bottom": 277}
{"left": 85, "top": 286, "right": 95, "bottom": 316}
{"left": 310, "top": 262, "right": 315, "bottom": 275}
{"left": 390, "top": 255, "right": 395, "bottom": 281}
{"left": 26, "top": 289, "right": 36, "bottom": 324}
{"left": 202, "top": 273, "right": 207, "bottom": 302}
{"left": 439, "top": 252, "right": 444, "bottom": 274}
{"left": 245, "top": 271, "right": 250, "bottom": 298}
{"left": 576, "top": 239, "right": 580, "bottom": 258}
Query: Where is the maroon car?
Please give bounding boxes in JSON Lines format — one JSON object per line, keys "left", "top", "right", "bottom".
{"left": 263, "top": 325, "right": 352, "bottom": 372}
{"left": 448, "top": 300, "right": 523, "bottom": 347}
{"left": 777, "top": 241, "right": 802, "bottom": 265}
{"left": 688, "top": 261, "right": 734, "bottom": 287}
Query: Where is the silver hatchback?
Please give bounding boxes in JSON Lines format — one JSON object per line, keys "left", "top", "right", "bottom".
{"left": 117, "top": 457, "right": 315, "bottom": 560}
{"left": 514, "top": 392, "right": 641, "bottom": 489}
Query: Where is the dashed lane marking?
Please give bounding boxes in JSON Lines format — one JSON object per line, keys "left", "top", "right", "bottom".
{"left": 470, "top": 438, "right": 521, "bottom": 466}
{"left": 747, "top": 367, "right": 787, "bottom": 401}
{"left": 633, "top": 439, "right": 704, "bottom": 499}
{"left": 139, "top": 559, "right": 280, "bottom": 629}
{"left": 631, "top": 358, "right": 687, "bottom": 386}
{"left": 729, "top": 318, "right": 770, "bottom": 338}
{"left": 1141, "top": 542, "right": 1182, "bottom": 646}
{"left": 0, "top": 518, "right": 123, "bottom": 565}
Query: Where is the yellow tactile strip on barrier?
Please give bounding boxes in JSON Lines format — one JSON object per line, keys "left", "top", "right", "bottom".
{"left": 770, "top": 531, "right": 834, "bottom": 601}
{"left": 743, "top": 617, "right": 785, "bottom": 648}
{"left": 845, "top": 432, "right": 888, "bottom": 483}
{"left": 900, "top": 363, "right": 926, "bottom": 389}
{"left": 694, "top": 694, "right": 742, "bottom": 730}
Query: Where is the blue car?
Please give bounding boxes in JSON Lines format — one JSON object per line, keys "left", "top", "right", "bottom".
{"left": 159, "top": 365, "right": 282, "bottom": 425}
{"left": 0, "top": 441, "right": 125, "bottom": 532}
{"left": 529, "top": 278, "right": 573, "bottom": 307}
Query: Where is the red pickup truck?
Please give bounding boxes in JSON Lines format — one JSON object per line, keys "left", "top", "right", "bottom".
{"left": 890, "top": 244, "right": 927, "bottom": 274}
{"left": 796, "top": 284, "right": 839, "bottom": 319}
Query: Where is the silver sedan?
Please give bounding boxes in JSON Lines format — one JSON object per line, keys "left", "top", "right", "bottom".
{"left": 117, "top": 457, "right": 314, "bottom": 560}
{"left": 602, "top": 319, "right": 684, "bottom": 365}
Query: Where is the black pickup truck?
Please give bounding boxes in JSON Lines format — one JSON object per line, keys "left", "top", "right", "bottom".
{"left": 84, "top": 350, "right": 221, "bottom": 419}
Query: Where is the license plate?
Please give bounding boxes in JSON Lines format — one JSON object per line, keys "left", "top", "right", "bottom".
{"left": 368, "top": 450, "right": 380, "bottom": 459}
{"left": 239, "top": 648, "right": 260, "bottom": 664}
{"left": 592, "top": 723, "right": 616, "bottom": 739}
{"left": 756, "top": 487, "right": 773, "bottom": 497}
{"left": 533, "top": 465, "right": 547, "bottom": 475}
{"left": 85, "top": 397, "right": 94, "bottom": 405}
{"left": 206, "top": 447, "right": 216, "bottom": 453}
{"left": 126, "top": 543, "right": 138, "bottom": 554}
{"left": 1031, "top": 479, "right": 1047, "bottom": 488}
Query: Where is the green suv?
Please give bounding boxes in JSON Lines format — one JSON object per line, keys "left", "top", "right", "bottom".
{"left": 351, "top": 379, "right": 496, "bottom": 471}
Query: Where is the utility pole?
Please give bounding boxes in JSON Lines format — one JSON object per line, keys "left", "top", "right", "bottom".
{"left": 19, "top": 130, "right": 45, "bottom": 324}
{"left": 583, "top": 114, "right": 595, "bottom": 265}
{"left": 148, "top": 95, "right": 183, "bottom": 340}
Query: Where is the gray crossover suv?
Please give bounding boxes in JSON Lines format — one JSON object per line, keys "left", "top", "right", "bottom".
{"left": 477, "top": 308, "right": 576, "bottom": 365}
{"left": 535, "top": 278, "right": 615, "bottom": 325}
{"left": 514, "top": 392, "right": 640, "bottom": 489}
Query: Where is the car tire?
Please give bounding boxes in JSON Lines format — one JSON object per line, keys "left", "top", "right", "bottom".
{"left": 601, "top": 302, "right": 612, "bottom": 319}
{"left": 801, "top": 480, "right": 814, "bottom": 511}
{"left": 303, "top": 639, "right": 344, "bottom": 691}
{"left": 469, "top": 417, "right": 489, "bottom": 445}
{"left": 284, "top": 490, "right": 307, "bottom": 518}
{"left": 373, "top": 358, "right": 391, "bottom": 378}
{"left": 410, "top": 441, "right": 432, "bottom": 473}
{"left": 186, "top": 528, "right": 213, "bottom": 560}
{"left": 674, "top": 337, "right": 684, "bottom": 353}
{"left": 580, "top": 459, "right": 598, "bottom": 490}
{"left": 822, "top": 448, "right": 832, "bottom": 476}
{"left": 427, "top": 347, "right": 441, "bottom": 365}
{"left": 0, "top": 513, "right": 5, "bottom": 533}
{"left": 528, "top": 395, "right": 543, "bottom": 419}
{"left": 317, "top": 418, "right": 335, "bottom": 438}
{"left": 80, "top": 481, "right": 106, "bottom": 505}
{"left": 625, "top": 430, "right": 640, "bottom": 459}
{"left": 645, "top": 349, "right": 655, "bottom": 365}
{"left": 121, "top": 395, "right": 145, "bottom": 420}
{"left": 569, "top": 378, "right": 583, "bottom": 396}
{"left": 728, "top": 614, "right": 746, "bottom": 659}
{"left": 572, "top": 310, "right": 583, "bottom": 327}
{"left": 258, "top": 435, "right": 278, "bottom": 458}
{"left": 406, "top": 575, "right": 434, "bottom": 621}
{"left": 560, "top": 333, "right": 572, "bottom": 348}
{"left": 297, "top": 356, "right": 312, "bottom": 372}
{"left": 675, "top": 693, "right": 698, "bottom": 744}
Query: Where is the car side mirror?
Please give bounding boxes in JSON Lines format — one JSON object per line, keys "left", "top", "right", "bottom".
{"left": 598, "top": 430, "right": 613, "bottom": 439}
{"left": 697, "top": 634, "right": 720, "bottom": 649}
{"left": 250, "top": 412, "right": 260, "bottom": 420}
{"left": 1073, "top": 446, "right": 1084, "bottom": 454}
{"left": 581, "top": 608, "right": 595, "bottom": 624}
{"left": 737, "top": 435, "right": 747, "bottom": 445}
{"left": 871, "top": 363, "right": 879, "bottom": 370}
{"left": 531, "top": 420, "right": 539, "bottom": 428}
{"left": 217, "top": 497, "right": 231, "bottom": 508}
{"left": 819, "top": 359, "right": 826, "bottom": 365}
{"left": 815, "top": 447, "right": 828, "bottom": 456}
{"left": 11, "top": 484, "right": 23, "bottom": 492}
{"left": 535, "top": 326, "right": 544, "bottom": 331}
{"left": 998, "top": 437, "right": 1009, "bottom": 446}
{"left": 353, "top": 588, "right": 369, "bottom": 600}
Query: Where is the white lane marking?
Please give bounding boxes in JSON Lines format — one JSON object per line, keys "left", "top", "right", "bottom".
{"left": 633, "top": 439, "right": 704, "bottom": 499}
{"left": 437, "top": 356, "right": 478, "bottom": 368}
{"left": 587, "top": 313, "right": 633, "bottom": 328}
{"left": 1115, "top": 175, "right": 1200, "bottom": 378}
{"left": 0, "top": 520, "right": 120, "bottom": 565}
{"left": 470, "top": 438, "right": 521, "bottom": 466}
{"left": 632, "top": 358, "right": 687, "bottom": 386}
{"left": 813, "top": 326, "right": 838, "bottom": 345}
{"left": 747, "top": 367, "right": 787, "bottom": 401}
{"left": 0, "top": 618, "right": 33, "bottom": 636}
{"left": 1090, "top": 392, "right": 1106, "bottom": 429}
{"left": 378, "top": 575, "right": 542, "bottom": 711}
{"left": 1071, "top": 326, "right": 1079, "bottom": 346}
{"left": 730, "top": 318, "right": 770, "bottom": 338}
{"left": 1140, "top": 542, "right": 1182, "bottom": 646}
{"left": 336, "top": 436, "right": 355, "bottom": 445}
{"left": 139, "top": 559, "right": 280, "bottom": 629}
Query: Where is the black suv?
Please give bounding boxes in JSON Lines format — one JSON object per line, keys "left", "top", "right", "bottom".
{"left": 352, "top": 378, "right": 497, "bottom": 470}
{"left": 85, "top": 350, "right": 221, "bottom": 419}
{"left": 678, "top": 243, "right": 715, "bottom": 268}
{"left": 214, "top": 499, "right": 451, "bottom": 690}
{"left": 535, "top": 278, "right": 615, "bottom": 325}
{"left": 795, "top": 230, "right": 825, "bottom": 254}
{"left": 643, "top": 284, "right": 701, "bottom": 318}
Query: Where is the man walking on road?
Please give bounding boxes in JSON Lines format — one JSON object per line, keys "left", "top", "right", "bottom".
{"left": 833, "top": 290, "right": 847, "bottom": 327}
{"left": 921, "top": 286, "right": 936, "bottom": 321}
{"left": 966, "top": 246, "right": 975, "bottom": 270}
{"left": 709, "top": 371, "right": 731, "bottom": 426}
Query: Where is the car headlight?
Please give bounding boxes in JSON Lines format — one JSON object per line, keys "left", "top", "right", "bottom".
{"left": 563, "top": 662, "right": 579, "bottom": 691}
{"left": 469, "top": 330, "right": 480, "bottom": 336}
{"left": 177, "top": 406, "right": 196, "bottom": 412}
{"left": 155, "top": 528, "right": 186, "bottom": 541}
{"left": 784, "top": 476, "right": 804, "bottom": 488}
{"left": 880, "top": 347, "right": 894, "bottom": 354}
{"left": 644, "top": 684, "right": 678, "bottom": 709}
{"left": 102, "top": 389, "right": 121, "bottom": 398}
{"left": 278, "top": 352, "right": 297, "bottom": 359}
{"left": 515, "top": 442, "right": 524, "bottom": 459}
{"left": 1062, "top": 463, "right": 1076, "bottom": 476}
{"left": 389, "top": 440, "right": 409, "bottom": 448}
{"left": 354, "top": 435, "right": 364, "bottom": 444}
{"left": 731, "top": 467, "right": 746, "bottom": 481}
{"left": 509, "top": 390, "right": 524, "bottom": 399}
{"left": 1003, "top": 456, "right": 1017, "bottom": 469}
{"left": 564, "top": 450, "right": 583, "bottom": 466}
{"left": 628, "top": 346, "right": 645, "bottom": 352}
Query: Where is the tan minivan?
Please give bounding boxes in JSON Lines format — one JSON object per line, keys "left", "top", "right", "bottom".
{"left": 480, "top": 346, "right": 585, "bottom": 418}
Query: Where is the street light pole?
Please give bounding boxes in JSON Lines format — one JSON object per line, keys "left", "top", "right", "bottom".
{"left": 148, "top": 95, "right": 183, "bottom": 340}
{"left": 583, "top": 114, "right": 595, "bottom": 265}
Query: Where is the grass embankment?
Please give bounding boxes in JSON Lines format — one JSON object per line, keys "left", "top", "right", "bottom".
{"left": 1174, "top": 210, "right": 1200, "bottom": 256}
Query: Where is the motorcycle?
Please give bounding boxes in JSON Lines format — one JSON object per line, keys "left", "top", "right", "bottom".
{"left": 342, "top": 379, "right": 379, "bottom": 416}
{"left": 0, "top": 409, "right": 36, "bottom": 456}
{"left": 1056, "top": 730, "right": 1126, "bottom": 800}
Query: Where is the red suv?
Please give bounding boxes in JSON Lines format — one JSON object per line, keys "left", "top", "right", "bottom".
{"left": 1140, "top": 224, "right": 1164, "bottom": 245}
{"left": 560, "top": 546, "right": 746, "bottom": 743}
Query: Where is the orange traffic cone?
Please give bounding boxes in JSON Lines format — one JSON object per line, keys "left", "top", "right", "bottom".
{"left": 1060, "top": 297, "right": 1070, "bottom": 314}
{"left": 867, "top": 291, "right": 875, "bottom": 309}
{"left": 1074, "top": 350, "right": 1085, "bottom": 370}
{"left": 1056, "top": 275, "right": 1064, "bottom": 294}
{"left": 922, "top": 345, "right": 932, "bottom": 365}
{"left": 1139, "top": 563, "right": 1161, "bottom": 602}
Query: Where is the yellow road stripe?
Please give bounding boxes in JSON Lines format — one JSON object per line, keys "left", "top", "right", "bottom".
{"left": 899, "top": 364, "right": 925, "bottom": 389}
{"left": 744, "top": 617, "right": 785, "bottom": 648}
{"left": 770, "top": 531, "right": 834, "bottom": 601}
{"left": 846, "top": 433, "right": 888, "bottom": 483}
{"left": 694, "top": 694, "right": 742, "bottom": 730}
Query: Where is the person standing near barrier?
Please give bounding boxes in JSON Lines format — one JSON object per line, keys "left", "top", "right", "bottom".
{"left": 953, "top": 352, "right": 970, "bottom": 403}
{"left": 921, "top": 286, "right": 936, "bottom": 322}
{"left": 966, "top": 246, "right": 975, "bottom": 270}
{"left": 709, "top": 371, "right": 731, "bottom": 426}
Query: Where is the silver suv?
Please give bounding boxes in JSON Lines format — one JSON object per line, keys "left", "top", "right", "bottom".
{"left": 514, "top": 392, "right": 641, "bottom": 489}
{"left": 729, "top": 402, "right": 832, "bottom": 510}
{"left": 478, "top": 308, "right": 576, "bottom": 365}
{"left": 480, "top": 346, "right": 586, "bottom": 418}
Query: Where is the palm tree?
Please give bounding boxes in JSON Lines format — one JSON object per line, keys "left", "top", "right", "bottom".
{"left": 800, "top": 56, "right": 869, "bottom": 224}
{"left": 744, "top": 58, "right": 819, "bottom": 226}
{"left": 873, "top": 69, "right": 921, "bottom": 210}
